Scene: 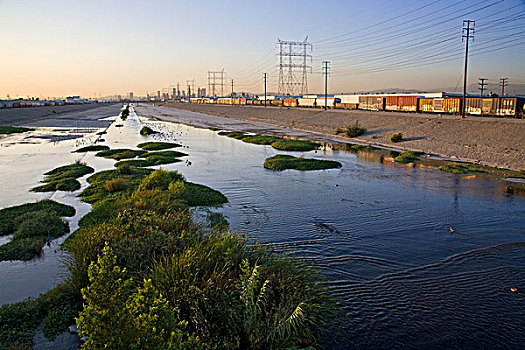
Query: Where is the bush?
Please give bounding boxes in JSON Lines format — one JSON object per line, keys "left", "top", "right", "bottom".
{"left": 138, "top": 169, "right": 184, "bottom": 191}
{"left": 264, "top": 155, "right": 342, "bottom": 171}
{"left": 168, "top": 180, "right": 186, "bottom": 197}
{"left": 140, "top": 126, "right": 157, "bottom": 135}
{"left": 270, "top": 139, "right": 319, "bottom": 152}
{"left": 345, "top": 120, "right": 366, "bottom": 137}
{"left": 104, "top": 178, "right": 128, "bottom": 192}
{"left": 390, "top": 132, "right": 403, "bottom": 142}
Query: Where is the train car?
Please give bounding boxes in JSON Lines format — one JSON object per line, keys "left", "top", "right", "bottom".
{"left": 385, "top": 96, "right": 418, "bottom": 112}
{"left": 283, "top": 98, "right": 298, "bottom": 107}
{"left": 297, "top": 97, "right": 316, "bottom": 107}
{"left": 270, "top": 99, "right": 283, "bottom": 107}
{"left": 315, "top": 97, "right": 340, "bottom": 108}
{"left": 335, "top": 102, "right": 358, "bottom": 109}
{"left": 358, "top": 96, "right": 385, "bottom": 111}
{"left": 418, "top": 98, "right": 434, "bottom": 112}
{"left": 465, "top": 98, "right": 498, "bottom": 116}
{"left": 335, "top": 94, "right": 359, "bottom": 109}
{"left": 498, "top": 97, "right": 524, "bottom": 118}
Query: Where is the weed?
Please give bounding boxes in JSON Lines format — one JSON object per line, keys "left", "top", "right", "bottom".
{"left": 345, "top": 120, "right": 367, "bottom": 137}
{"left": 394, "top": 151, "right": 422, "bottom": 164}
{"left": 390, "top": 132, "right": 403, "bottom": 142}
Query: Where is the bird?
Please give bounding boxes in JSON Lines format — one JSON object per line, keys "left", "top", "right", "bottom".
{"left": 450, "top": 227, "right": 455, "bottom": 234}
{"left": 510, "top": 288, "right": 518, "bottom": 293}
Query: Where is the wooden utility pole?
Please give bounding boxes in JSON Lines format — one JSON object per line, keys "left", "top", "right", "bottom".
{"left": 462, "top": 20, "right": 475, "bottom": 119}
{"left": 322, "top": 61, "right": 330, "bottom": 110}
{"left": 263, "top": 73, "right": 268, "bottom": 108}
{"left": 499, "top": 78, "right": 508, "bottom": 96}
{"left": 478, "top": 78, "right": 487, "bottom": 96}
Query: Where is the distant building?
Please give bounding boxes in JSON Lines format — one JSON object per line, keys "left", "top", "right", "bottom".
{"left": 129, "top": 92, "right": 133, "bottom": 100}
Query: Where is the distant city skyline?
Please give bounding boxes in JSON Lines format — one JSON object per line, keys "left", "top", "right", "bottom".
{"left": 1, "top": 0, "right": 524, "bottom": 98}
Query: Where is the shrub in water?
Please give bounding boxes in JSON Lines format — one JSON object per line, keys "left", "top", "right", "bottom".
{"left": 138, "top": 169, "right": 184, "bottom": 191}
{"left": 13, "top": 210, "right": 69, "bottom": 240}
{"left": 390, "top": 132, "right": 403, "bottom": 142}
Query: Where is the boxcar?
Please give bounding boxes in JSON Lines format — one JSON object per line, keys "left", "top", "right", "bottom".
{"left": 335, "top": 102, "right": 358, "bottom": 109}
{"left": 359, "top": 96, "right": 385, "bottom": 111}
{"left": 419, "top": 98, "right": 434, "bottom": 112}
{"left": 270, "top": 99, "right": 283, "bottom": 107}
{"left": 283, "top": 98, "right": 298, "bottom": 107}
{"left": 298, "top": 97, "right": 316, "bottom": 107}
{"left": 465, "top": 98, "right": 498, "bottom": 116}
{"left": 315, "top": 97, "right": 339, "bottom": 108}
{"left": 385, "top": 96, "right": 418, "bottom": 112}
{"left": 498, "top": 97, "right": 524, "bottom": 117}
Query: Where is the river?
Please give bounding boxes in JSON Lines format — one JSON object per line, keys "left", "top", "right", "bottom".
{"left": 1, "top": 105, "right": 524, "bottom": 349}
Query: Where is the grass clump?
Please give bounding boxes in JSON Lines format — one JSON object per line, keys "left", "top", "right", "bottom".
{"left": 264, "top": 155, "right": 342, "bottom": 171}
{"left": 73, "top": 145, "right": 109, "bottom": 153}
{"left": 140, "top": 126, "right": 158, "bottom": 135}
{"left": 95, "top": 148, "right": 147, "bottom": 160}
{"left": 31, "top": 163, "right": 94, "bottom": 193}
{"left": 0, "top": 200, "right": 75, "bottom": 237}
{"left": 120, "top": 105, "right": 130, "bottom": 120}
{"left": 137, "top": 142, "right": 182, "bottom": 150}
{"left": 439, "top": 162, "right": 486, "bottom": 174}
{"left": 241, "top": 134, "right": 282, "bottom": 145}
{"left": 0, "top": 203, "right": 73, "bottom": 261}
{"left": 104, "top": 178, "right": 128, "bottom": 192}
{"left": 209, "top": 127, "right": 219, "bottom": 131}
{"left": 138, "top": 169, "right": 184, "bottom": 191}
{"left": 335, "top": 127, "right": 345, "bottom": 135}
{"left": 345, "top": 120, "right": 367, "bottom": 137}
{"left": 0, "top": 126, "right": 35, "bottom": 134}
{"left": 394, "top": 151, "right": 422, "bottom": 164}
{"left": 271, "top": 139, "right": 319, "bottom": 152}
{"left": 390, "top": 132, "right": 403, "bottom": 142}
{"left": 218, "top": 131, "right": 248, "bottom": 140}
{"left": 116, "top": 150, "right": 187, "bottom": 168}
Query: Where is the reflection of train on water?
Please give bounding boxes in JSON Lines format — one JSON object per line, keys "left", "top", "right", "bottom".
{"left": 187, "top": 92, "right": 524, "bottom": 118}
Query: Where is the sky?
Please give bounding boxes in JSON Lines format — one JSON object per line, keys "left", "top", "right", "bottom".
{"left": 1, "top": 0, "right": 524, "bottom": 98}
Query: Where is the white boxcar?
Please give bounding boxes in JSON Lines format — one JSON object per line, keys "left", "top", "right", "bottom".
{"left": 298, "top": 97, "right": 316, "bottom": 107}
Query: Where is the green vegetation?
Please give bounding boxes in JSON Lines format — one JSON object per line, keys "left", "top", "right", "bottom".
{"left": 264, "top": 155, "right": 342, "bottom": 171}
{"left": 335, "top": 127, "right": 344, "bottom": 135}
{"left": 270, "top": 139, "right": 320, "bottom": 152}
{"left": 140, "top": 126, "right": 158, "bottom": 135}
{"left": 242, "top": 134, "right": 282, "bottom": 145}
{"left": 390, "top": 132, "right": 403, "bottom": 142}
{"left": 208, "top": 127, "right": 219, "bottom": 131}
{"left": 115, "top": 150, "right": 186, "bottom": 168}
{"left": 137, "top": 141, "right": 182, "bottom": 150}
{"left": 345, "top": 120, "right": 367, "bottom": 138}
{"left": 31, "top": 163, "right": 94, "bottom": 192}
{"left": 439, "top": 162, "right": 486, "bottom": 174}
{"left": 0, "top": 201, "right": 74, "bottom": 261}
{"left": 73, "top": 145, "right": 109, "bottom": 153}
{"left": 95, "top": 148, "right": 147, "bottom": 160}
{"left": 104, "top": 178, "right": 128, "bottom": 192}
{"left": 0, "top": 200, "right": 75, "bottom": 237}
{"left": 2, "top": 164, "right": 333, "bottom": 348}
{"left": 0, "top": 126, "right": 35, "bottom": 134}
{"left": 218, "top": 131, "right": 248, "bottom": 140}
{"left": 394, "top": 151, "right": 422, "bottom": 164}
{"left": 120, "top": 105, "right": 130, "bottom": 120}
{"left": 0, "top": 283, "right": 82, "bottom": 349}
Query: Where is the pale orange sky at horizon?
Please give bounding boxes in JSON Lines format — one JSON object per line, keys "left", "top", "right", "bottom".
{"left": 1, "top": 0, "right": 524, "bottom": 98}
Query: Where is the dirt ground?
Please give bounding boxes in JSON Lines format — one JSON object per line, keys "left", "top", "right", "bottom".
{"left": 159, "top": 103, "right": 525, "bottom": 170}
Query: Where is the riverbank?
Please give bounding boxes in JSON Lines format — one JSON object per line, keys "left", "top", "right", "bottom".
{"left": 155, "top": 103, "right": 525, "bottom": 170}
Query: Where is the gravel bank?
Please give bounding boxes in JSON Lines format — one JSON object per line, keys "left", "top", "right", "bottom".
{"left": 160, "top": 103, "right": 525, "bottom": 170}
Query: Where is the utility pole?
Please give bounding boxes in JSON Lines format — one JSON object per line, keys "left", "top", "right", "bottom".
{"left": 322, "top": 61, "right": 330, "bottom": 109}
{"left": 263, "top": 73, "right": 268, "bottom": 108}
{"left": 231, "top": 79, "right": 234, "bottom": 98}
{"left": 461, "top": 20, "right": 475, "bottom": 119}
{"left": 478, "top": 78, "right": 487, "bottom": 96}
{"left": 499, "top": 78, "right": 508, "bottom": 96}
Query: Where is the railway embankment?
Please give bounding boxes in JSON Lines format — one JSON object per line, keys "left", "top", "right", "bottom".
{"left": 161, "top": 103, "right": 525, "bottom": 170}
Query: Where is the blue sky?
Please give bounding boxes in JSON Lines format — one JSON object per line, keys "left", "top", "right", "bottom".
{"left": 1, "top": 0, "right": 524, "bottom": 97}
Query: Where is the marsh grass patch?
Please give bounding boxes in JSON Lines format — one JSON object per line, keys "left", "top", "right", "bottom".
{"left": 264, "top": 155, "right": 342, "bottom": 171}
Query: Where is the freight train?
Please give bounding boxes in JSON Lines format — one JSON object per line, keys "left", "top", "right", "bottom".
{"left": 188, "top": 93, "right": 524, "bottom": 118}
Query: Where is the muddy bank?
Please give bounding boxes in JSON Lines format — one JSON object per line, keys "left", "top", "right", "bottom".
{"left": 0, "top": 103, "right": 121, "bottom": 128}
{"left": 154, "top": 103, "right": 525, "bottom": 170}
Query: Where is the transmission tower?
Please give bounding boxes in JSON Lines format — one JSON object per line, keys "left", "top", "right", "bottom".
{"left": 277, "top": 37, "right": 312, "bottom": 96}
{"left": 208, "top": 70, "right": 226, "bottom": 97}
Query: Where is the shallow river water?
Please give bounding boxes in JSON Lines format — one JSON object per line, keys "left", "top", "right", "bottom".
{"left": 1, "top": 106, "right": 524, "bottom": 349}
